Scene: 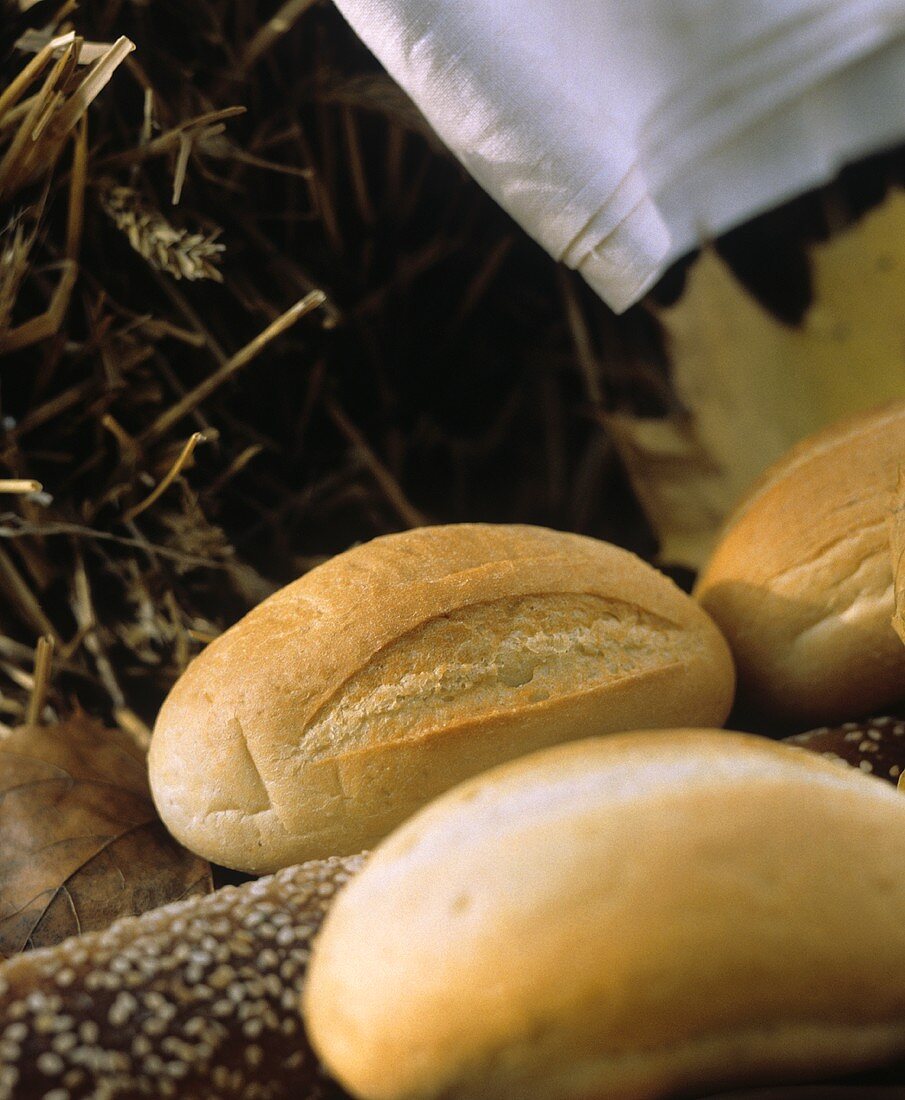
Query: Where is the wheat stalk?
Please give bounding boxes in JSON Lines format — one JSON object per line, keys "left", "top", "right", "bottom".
{"left": 98, "top": 179, "right": 225, "bottom": 282}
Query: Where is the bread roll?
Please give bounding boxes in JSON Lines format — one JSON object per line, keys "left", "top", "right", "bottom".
{"left": 784, "top": 715, "right": 905, "bottom": 783}
{"left": 305, "top": 730, "right": 905, "bottom": 1100}
{"left": 695, "top": 401, "right": 905, "bottom": 723}
{"left": 149, "top": 524, "right": 734, "bottom": 872}
{"left": 0, "top": 854, "right": 363, "bottom": 1100}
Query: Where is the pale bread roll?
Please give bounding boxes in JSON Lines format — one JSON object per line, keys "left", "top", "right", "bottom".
{"left": 304, "top": 730, "right": 905, "bottom": 1100}
{"left": 149, "top": 524, "right": 734, "bottom": 872}
{"left": 695, "top": 401, "right": 905, "bottom": 723}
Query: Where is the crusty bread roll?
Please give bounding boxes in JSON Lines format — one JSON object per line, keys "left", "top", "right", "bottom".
{"left": 695, "top": 401, "right": 905, "bottom": 723}
{"left": 149, "top": 524, "right": 734, "bottom": 872}
{"left": 305, "top": 730, "right": 905, "bottom": 1100}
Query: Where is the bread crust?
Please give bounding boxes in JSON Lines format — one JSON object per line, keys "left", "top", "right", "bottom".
{"left": 304, "top": 730, "right": 905, "bottom": 1100}
{"left": 149, "top": 524, "right": 733, "bottom": 871}
{"left": 695, "top": 401, "right": 905, "bottom": 722}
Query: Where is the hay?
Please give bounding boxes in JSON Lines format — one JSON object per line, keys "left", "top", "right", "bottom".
{"left": 0, "top": 0, "right": 902, "bottom": 735}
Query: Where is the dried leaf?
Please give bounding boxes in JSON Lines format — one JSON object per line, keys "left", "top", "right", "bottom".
{"left": 615, "top": 190, "right": 905, "bottom": 567}
{"left": 894, "top": 471, "right": 905, "bottom": 649}
{"left": 0, "top": 715, "right": 212, "bottom": 959}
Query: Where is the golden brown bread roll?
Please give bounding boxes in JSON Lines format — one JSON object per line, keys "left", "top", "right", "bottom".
{"left": 0, "top": 854, "right": 363, "bottom": 1100}
{"left": 695, "top": 401, "right": 905, "bottom": 723}
{"left": 149, "top": 524, "right": 734, "bottom": 872}
{"left": 305, "top": 730, "right": 905, "bottom": 1100}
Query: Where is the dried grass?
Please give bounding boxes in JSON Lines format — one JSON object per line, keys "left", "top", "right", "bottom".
{"left": 0, "top": 0, "right": 902, "bottom": 741}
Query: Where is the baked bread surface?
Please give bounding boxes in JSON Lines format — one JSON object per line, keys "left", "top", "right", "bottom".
{"left": 695, "top": 400, "right": 905, "bottom": 722}
{"left": 304, "top": 729, "right": 905, "bottom": 1100}
{"left": 149, "top": 524, "right": 734, "bottom": 871}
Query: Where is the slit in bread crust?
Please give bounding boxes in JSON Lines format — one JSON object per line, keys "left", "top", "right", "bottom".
{"left": 299, "top": 594, "right": 692, "bottom": 761}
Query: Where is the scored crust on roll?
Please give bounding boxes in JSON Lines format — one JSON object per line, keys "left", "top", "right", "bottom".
{"left": 304, "top": 729, "right": 905, "bottom": 1100}
{"left": 149, "top": 524, "right": 734, "bottom": 872}
{"left": 695, "top": 400, "right": 905, "bottom": 723}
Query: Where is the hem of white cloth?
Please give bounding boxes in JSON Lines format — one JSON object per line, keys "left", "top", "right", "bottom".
{"left": 574, "top": 192, "right": 673, "bottom": 314}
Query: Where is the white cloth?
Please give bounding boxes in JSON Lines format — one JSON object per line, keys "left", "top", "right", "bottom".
{"left": 333, "top": 0, "right": 905, "bottom": 312}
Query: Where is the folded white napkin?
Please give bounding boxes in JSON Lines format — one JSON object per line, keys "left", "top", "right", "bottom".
{"left": 333, "top": 0, "right": 905, "bottom": 311}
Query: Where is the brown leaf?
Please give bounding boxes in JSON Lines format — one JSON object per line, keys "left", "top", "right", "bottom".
{"left": 0, "top": 714, "right": 212, "bottom": 959}
{"left": 614, "top": 191, "right": 905, "bottom": 568}
{"left": 893, "top": 470, "right": 905, "bottom": 649}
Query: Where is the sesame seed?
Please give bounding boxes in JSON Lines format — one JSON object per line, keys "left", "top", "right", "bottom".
{"left": 263, "top": 974, "right": 282, "bottom": 998}
{"left": 208, "top": 965, "right": 235, "bottom": 990}
{"left": 108, "top": 992, "right": 138, "bottom": 1027}
{"left": 184, "top": 963, "right": 204, "bottom": 984}
{"left": 37, "top": 1052, "right": 65, "bottom": 1075}
{"left": 243, "top": 1018, "right": 264, "bottom": 1038}
{"left": 256, "top": 949, "right": 279, "bottom": 970}
{"left": 860, "top": 760, "right": 874, "bottom": 772}
{"left": 79, "top": 1021, "right": 99, "bottom": 1044}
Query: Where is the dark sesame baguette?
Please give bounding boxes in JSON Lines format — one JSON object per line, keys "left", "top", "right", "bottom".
{"left": 0, "top": 854, "right": 364, "bottom": 1100}
{"left": 784, "top": 715, "right": 905, "bottom": 783}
